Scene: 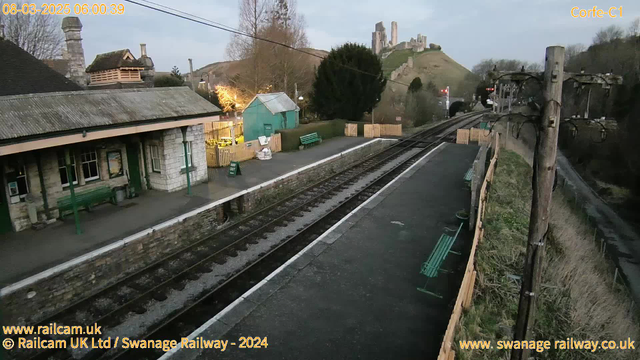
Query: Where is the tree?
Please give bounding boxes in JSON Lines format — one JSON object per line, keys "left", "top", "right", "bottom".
{"left": 564, "top": 43, "right": 586, "bottom": 69}
{"left": 628, "top": 17, "right": 640, "bottom": 37}
{"left": 593, "top": 25, "right": 624, "bottom": 44}
{"left": 425, "top": 80, "right": 438, "bottom": 96}
{"left": 408, "top": 77, "right": 423, "bottom": 93}
{"left": 170, "top": 66, "right": 183, "bottom": 80}
{"left": 154, "top": 75, "right": 185, "bottom": 87}
{"left": 196, "top": 87, "right": 222, "bottom": 109}
{"left": 311, "top": 43, "right": 387, "bottom": 121}
{"left": 0, "top": 1, "right": 64, "bottom": 59}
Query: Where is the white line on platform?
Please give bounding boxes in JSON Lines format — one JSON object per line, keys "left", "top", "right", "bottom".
{"left": 158, "top": 142, "right": 446, "bottom": 359}
{"left": 0, "top": 139, "right": 395, "bottom": 298}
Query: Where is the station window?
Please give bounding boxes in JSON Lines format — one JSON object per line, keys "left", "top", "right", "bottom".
{"left": 150, "top": 145, "right": 162, "bottom": 173}
{"left": 58, "top": 151, "right": 78, "bottom": 187}
{"left": 80, "top": 149, "right": 100, "bottom": 181}
{"left": 6, "top": 164, "right": 29, "bottom": 201}
{"left": 180, "top": 142, "right": 193, "bottom": 168}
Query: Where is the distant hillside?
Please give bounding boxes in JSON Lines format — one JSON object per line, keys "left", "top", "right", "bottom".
{"left": 191, "top": 48, "right": 329, "bottom": 86}
{"left": 384, "top": 50, "right": 472, "bottom": 95}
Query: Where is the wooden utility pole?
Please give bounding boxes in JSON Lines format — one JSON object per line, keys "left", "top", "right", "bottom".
{"left": 511, "top": 46, "right": 564, "bottom": 360}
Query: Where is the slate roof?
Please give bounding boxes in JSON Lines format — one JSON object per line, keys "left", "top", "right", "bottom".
{"left": 0, "top": 87, "right": 221, "bottom": 143}
{"left": 85, "top": 49, "right": 144, "bottom": 72}
{"left": 246, "top": 92, "right": 299, "bottom": 115}
{"left": 0, "top": 38, "right": 82, "bottom": 96}
{"left": 43, "top": 59, "right": 70, "bottom": 76}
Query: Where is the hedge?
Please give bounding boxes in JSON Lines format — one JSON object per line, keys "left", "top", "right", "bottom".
{"left": 277, "top": 120, "right": 346, "bottom": 151}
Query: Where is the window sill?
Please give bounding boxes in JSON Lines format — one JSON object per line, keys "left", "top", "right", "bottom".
{"left": 180, "top": 166, "right": 197, "bottom": 174}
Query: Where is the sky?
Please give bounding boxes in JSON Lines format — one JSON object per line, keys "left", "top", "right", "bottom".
{"left": 34, "top": 0, "right": 640, "bottom": 72}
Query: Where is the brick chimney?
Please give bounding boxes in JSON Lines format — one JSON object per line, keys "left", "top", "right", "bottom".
{"left": 61, "top": 17, "right": 87, "bottom": 88}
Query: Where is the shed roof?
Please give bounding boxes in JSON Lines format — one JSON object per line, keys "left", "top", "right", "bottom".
{"left": 0, "top": 38, "right": 82, "bottom": 96}
{"left": 246, "top": 92, "right": 299, "bottom": 115}
{"left": 0, "top": 87, "right": 221, "bottom": 143}
{"left": 85, "top": 49, "right": 144, "bottom": 73}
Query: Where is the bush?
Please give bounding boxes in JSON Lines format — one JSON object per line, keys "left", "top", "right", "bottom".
{"left": 277, "top": 120, "right": 346, "bottom": 151}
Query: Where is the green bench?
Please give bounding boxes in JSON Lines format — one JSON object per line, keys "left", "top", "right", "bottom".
{"left": 463, "top": 167, "right": 473, "bottom": 182}
{"left": 300, "top": 132, "right": 322, "bottom": 148}
{"left": 57, "top": 186, "right": 115, "bottom": 219}
{"left": 417, "top": 222, "right": 464, "bottom": 297}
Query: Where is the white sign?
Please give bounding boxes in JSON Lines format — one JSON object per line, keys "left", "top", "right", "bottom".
{"left": 396, "top": 116, "right": 402, "bottom": 122}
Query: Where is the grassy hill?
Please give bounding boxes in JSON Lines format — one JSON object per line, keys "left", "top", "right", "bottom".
{"left": 383, "top": 50, "right": 472, "bottom": 94}
{"left": 194, "top": 48, "right": 328, "bottom": 81}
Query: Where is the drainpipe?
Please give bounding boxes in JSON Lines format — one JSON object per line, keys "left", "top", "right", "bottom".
{"left": 181, "top": 127, "right": 192, "bottom": 195}
{"left": 65, "top": 148, "right": 82, "bottom": 234}
{"left": 35, "top": 151, "right": 51, "bottom": 219}
{"left": 141, "top": 138, "right": 151, "bottom": 190}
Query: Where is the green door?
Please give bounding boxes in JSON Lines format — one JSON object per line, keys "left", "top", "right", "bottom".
{"left": 0, "top": 172, "right": 13, "bottom": 233}
{"left": 126, "top": 143, "right": 143, "bottom": 195}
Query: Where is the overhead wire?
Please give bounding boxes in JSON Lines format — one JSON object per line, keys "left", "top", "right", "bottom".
{"left": 124, "top": 0, "right": 429, "bottom": 92}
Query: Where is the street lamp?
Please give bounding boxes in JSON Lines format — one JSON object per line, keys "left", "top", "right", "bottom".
{"left": 199, "top": 73, "right": 209, "bottom": 85}
{"left": 298, "top": 96, "right": 305, "bottom": 120}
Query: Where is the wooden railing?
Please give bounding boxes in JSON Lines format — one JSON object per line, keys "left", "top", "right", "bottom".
{"left": 437, "top": 132, "right": 500, "bottom": 360}
{"left": 206, "top": 133, "right": 281, "bottom": 168}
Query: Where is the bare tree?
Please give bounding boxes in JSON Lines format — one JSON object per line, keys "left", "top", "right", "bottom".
{"left": 261, "top": 0, "right": 310, "bottom": 97}
{"left": 226, "top": 0, "right": 270, "bottom": 94}
{"left": 0, "top": 1, "right": 64, "bottom": 59}
{"left": 564, "top": 43, "right": 586, "bottom": 67}
{"left": 628, "top": 17, "right": 640, "bottom": 37}
{"left": 593, "top": 25, "right": 624, "bottom": 44}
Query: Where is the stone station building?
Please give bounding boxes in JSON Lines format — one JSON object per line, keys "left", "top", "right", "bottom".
{"left": 0, "top": 87, "right": 221, "bottom": 233}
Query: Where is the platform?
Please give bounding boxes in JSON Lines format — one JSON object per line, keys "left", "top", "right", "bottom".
{"left": 0, "top": 137, "right": 371, "bottom": 287}
{"left": 168, "top": 143, "right": 480, "bottom": 360}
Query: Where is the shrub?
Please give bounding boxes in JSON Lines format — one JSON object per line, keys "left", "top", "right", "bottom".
{"left": 277, "top": 120, "right": 346, "bottom": 151}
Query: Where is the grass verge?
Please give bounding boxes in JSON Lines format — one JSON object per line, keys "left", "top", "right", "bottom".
{"left": 455, "top": 150, "right": 639, "bottom": 360}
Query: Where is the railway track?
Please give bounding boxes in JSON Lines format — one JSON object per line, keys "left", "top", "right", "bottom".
{"left": 11, "top": 112, "right": 484, "bottom": 360}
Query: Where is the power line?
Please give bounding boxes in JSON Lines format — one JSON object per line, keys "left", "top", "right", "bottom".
{"left": 124, "top": 0, "right": 418, "bottom": 91}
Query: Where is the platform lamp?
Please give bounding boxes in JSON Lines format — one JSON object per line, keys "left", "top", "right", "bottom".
{"left": 198, "top": 73, "right": 210, "bottom": 101}
{"left": 298, "top": 96, "right": 304, "bottom": 121}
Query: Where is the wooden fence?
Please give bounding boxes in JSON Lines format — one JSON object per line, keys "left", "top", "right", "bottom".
{"left": 345, "top": 123, "right": 358, "bottom": 137}
{"left": 204, "top": 121, "right": 244, "bottom": 142}
{"left": 470, "top": 128, "right": 490, "bottom": 143}
{"left": 363, "top": 124, "right": 402, "bottom": 138}
{"left": 456, "top": 129, "right": 470, "bottom": 144}
{"left": 437, "top": 132, "right": 500, "bottom": 360}
{"left": 206, "top": 133, "right": 282, "bottom": 167}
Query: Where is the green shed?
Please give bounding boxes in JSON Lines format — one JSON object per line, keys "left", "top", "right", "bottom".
{"left": 242, "top": 92, "right": 299, "bottom": 141}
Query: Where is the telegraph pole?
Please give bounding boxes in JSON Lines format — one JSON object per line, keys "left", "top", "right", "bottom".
{"left": 511, "top": 46, "right": 564, "bottom": 360}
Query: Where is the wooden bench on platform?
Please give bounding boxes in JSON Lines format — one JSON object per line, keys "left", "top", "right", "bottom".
{"left": 300, "top": 132, "right": 322, "bottom": 148}
{"left": 417, "top": 222, "right": 464, "bottom": 297}
{"left": 57, "top": 185, "right": 115, "bottom": 219}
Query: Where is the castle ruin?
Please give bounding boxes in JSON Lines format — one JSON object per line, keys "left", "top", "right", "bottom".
{"left": 371, "top": 21, "right": 427, "bottom": 55}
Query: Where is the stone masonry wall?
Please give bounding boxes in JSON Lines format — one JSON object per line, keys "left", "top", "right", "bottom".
{"left": 1, "top": 139, "right": 394, "bottom": 324}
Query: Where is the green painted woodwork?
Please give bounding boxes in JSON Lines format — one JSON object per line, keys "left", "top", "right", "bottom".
{"left": 0, "top": 171, "right": 13, "bottom": 233}
{"left": 463, "top": 167, "right": 473, "bottom": 182}
{"left": 57, "top": 185, "right": 115, "bottom": 219}
{"left": 126, "top": 143, "right": 142, "bottom": 196}
{"left": 243, "top": 100, "right": 298, "bottom": 142}
{"left": 299, "top": 132, "right": 322, "bottom": 146}
{"left": 417, "top": 222, "right": 464, "bottom": 297}
{"left": 228, "top": 161, "right": 241, "bottom": 177}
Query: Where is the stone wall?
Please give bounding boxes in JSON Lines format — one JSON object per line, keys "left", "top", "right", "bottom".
{"left": 145, "top": 125, "right": 207, "bottom": 192}
{"left": 1, "top": 139, "right": 394, "bottom": 324}
{"left": 389, "top": 56, "right": 414, "bottom": 81}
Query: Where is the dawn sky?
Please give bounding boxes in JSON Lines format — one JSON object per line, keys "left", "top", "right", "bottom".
{"left": 33, "top": 0, "right": 640, "bottom": 72}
